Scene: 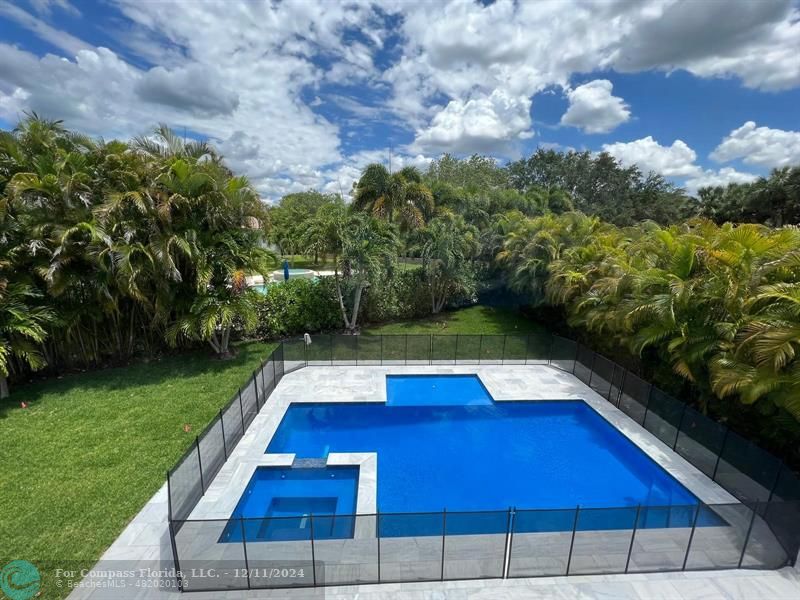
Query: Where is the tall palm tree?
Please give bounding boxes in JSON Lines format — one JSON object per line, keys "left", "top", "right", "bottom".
{"left": 416, "top": 214, "right": 480, "bottom": 313}
{"left": 353, "top": 164, "right": 434, "bottom": 230}
{"left": 333, "top": 213, "right": 397, "bottom": 332}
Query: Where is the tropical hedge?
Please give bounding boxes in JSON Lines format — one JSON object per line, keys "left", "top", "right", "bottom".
{"left": 0, "top": 116, "right": 273, "bottom": 395}
{"left": 499, "top": 211, "right": 800, "bottom": 464}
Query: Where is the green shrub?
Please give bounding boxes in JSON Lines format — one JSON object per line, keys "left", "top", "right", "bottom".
{"left": 362, "top": 268, "right": 477, "bottom": 323}
{"left": 254, "top": 278, "right": 340, "bottom": 338}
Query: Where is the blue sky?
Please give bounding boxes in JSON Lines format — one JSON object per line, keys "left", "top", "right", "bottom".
{"left": 1, "top": 0, "right": 799, "bottom": 199}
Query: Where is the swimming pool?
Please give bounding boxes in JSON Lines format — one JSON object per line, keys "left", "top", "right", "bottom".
{"left": 220, "top": 466, "right": 359, "bottom": 542}
{"left": 216, "top": 375, "right": 722, "bottom": 542}
{"left": 267, "top": 375, "right": 704, "bottom": 513}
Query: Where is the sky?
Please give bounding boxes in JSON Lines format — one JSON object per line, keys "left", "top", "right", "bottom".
{"left": 1, "top": 0, "right": 799, "bottom": 201}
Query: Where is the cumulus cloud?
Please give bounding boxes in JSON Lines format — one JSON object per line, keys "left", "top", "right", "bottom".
{"left": 711, "top": 121, "right": 800, "bottom": 169}
{"left": 560, "top": 80, "right": 630, "bottom": 134}
{"left": 684, "top": 167, "right": 758, "bottom": 195}
{"left": 602, "top": 136, "right": 701, "bottom": 177}
{"left": 411, "top": 90, "right": 532, "bottom": 154}
{"left": 1, "top": 0, "right": 799, "bottom": 197}
{"left": 135, "top": 65, "right": 240, "bottom": 116}
{"left": 610, "top": 0, "right": 800, "bottom": 90}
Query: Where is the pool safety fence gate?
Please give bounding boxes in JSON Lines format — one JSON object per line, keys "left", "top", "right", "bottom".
{"left": 166, "top": 334, "right": 800, "bottom": 592}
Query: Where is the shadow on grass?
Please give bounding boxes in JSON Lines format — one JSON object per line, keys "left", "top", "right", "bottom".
{"left": 0, "top": 340, "right": 275, "bottom": 419}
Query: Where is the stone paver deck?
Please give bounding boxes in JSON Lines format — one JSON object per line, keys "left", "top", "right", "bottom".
{"left": 68, "top": 364, "right": 800, "bottom": 599}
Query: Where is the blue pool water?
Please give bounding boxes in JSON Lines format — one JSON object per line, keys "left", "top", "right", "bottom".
{"left": 268, "top": 399, "right": 701, "bottom": 512}
{"left": 386, "top": 375, "right": 493, "bottom": 406}
{"left": 221, "top": 466, "right": 358, "bottom": 542}
{"left": 222, "top": 375, "right": 721, "bottom": 540}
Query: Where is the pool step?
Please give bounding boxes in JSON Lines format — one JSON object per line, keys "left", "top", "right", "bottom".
{"left": 292, "top": 457, "right": 328, "bottom": 469}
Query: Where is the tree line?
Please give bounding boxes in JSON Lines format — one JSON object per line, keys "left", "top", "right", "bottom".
{"left": 4, "top": 112, "right": 800, "bottom": 467}
{"left": 268, "top": 152, "right": 800, "bottom": 465}
{"left": 0, "top": 115, "right": 273, "bottom": 396}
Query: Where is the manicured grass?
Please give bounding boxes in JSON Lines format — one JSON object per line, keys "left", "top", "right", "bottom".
{"left": 0, "top": 340, "right": 275, "bottom": 599}
{"left": 363, "top": 305, "right": 547, "bottom": 335}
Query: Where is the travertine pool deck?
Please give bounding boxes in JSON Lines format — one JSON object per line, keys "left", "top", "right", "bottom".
{"left": 68, "top": 364, "right": 800, "bottom": 599}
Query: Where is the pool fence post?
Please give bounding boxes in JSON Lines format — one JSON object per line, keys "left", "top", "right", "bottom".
{"left": 478, "top": 335, "right": 483, "bottom": 364}
{"left": 238, "top": 389, "right": 245, "bottom": 431}
{"left": 330, "top": 334, "right": 334, "bottom": 365}
{"left": 545, "top": 333, "right": 553, "bottom": 365}
{"left": 606, "top": 364, "right": 617, "bottom": 402}
{"left": 454, "top": 334, "right": 459, "bottom": 364}
{"left": 168, "top": 518, "right": 184, "bottom": 590}
{"left": 624, "top": 504, "right": 641, "bottom": 573}
{"left": 501, "top": 335, "right": 507, "bottom": 364}
{"left": 767, "top": 464, "right": 784, "bottom": 503}
{"left": 615, "top": 369, "right": 627, "bottom": 407}
{"left": 429, "top": 334, "right": 433, "bottom": 365}
{"left": 711, "top": 427, "right": 730, "bottom": 481}
{"left": 253, "top": 371, "right": 260, "bottom": 411}
{"left": 565, "top": 505, "right": 580, "bottom": 575}
{"left": 309, "top": 513, "right": 317, "bottom": 586}
{"left": 441, "top": 509, "right": 447, "bottom": 581}
{"left": 682, "top": 503, "right": 702, "bottom": 570}
{"left": 195, "top": 436, "right": 205, "bottom": 494}
{"left": 673, "top": 404, "right": 688, "bottom": 450}
{"left": 738, "top": 501, "right": 759, "bottom": 568}
{"left": 641, "top": 383, "right": 653, "bottom": 425}
{"left": 240, "top": 518, "right": 251, "bottom": 590}
{"left": 219, "top": 409, "right": 228, "bottom": 459}
{"left": 587, "top": 351, "right": 597, "bottom": 387}
{"left": 571, "top": 342, "right": 579, "bottom": 374}
{"left": 376, "top": 509, "right": 381, "bottom": 582}
{"left": 503, "top": 507, "right": 514, "bottom": 578}
{"left": 272, "top": 354, "right": 277, "bottom": 387}
{"left": 356, "top": 334, "right": 359, "bottom": 366}
{"left": 380, "top": 335, "right": 384, "bottom": 364}
{"left": 404, "top": 334, "right": 408, "bottom": 365}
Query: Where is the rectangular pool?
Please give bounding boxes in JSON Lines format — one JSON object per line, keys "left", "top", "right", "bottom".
{"left": 215, "top": 375, "right": 725, "bottom": 540}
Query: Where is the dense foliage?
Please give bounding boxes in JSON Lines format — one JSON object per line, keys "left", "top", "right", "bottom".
{"left": 7, "top": 112, "right": 800, "bottom": 465}
{"left": 499, "top": 211, "right": 800, "bottom": 462}
{"left": 697, "top": 166, "right": 800, "bottom": 227}
{"left": 0, "top": 116, "right": 273, "bottom": 395}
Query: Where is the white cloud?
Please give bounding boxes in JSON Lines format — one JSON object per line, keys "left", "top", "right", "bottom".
{"left": 609, "top": 1, "right": 800, "bottom": 91}
{"left": 602, "top": 136, "right": 701, "bottom": 177}
{"left": 711, "top": 121, "right": 800, "bottom": 169}
{"left": 560, "top": 80, "right": 631, "bottom": 134}
{"left": 135, "top": 64, "right": 240, "bottom": 116}
{"left": 387, "top": 0, "right": 799, "bottom": 154}
{"left": 684, "top": 167, "right": 758, "bottom": 195}
{"left": 0, "top": 0, "right": 91, "bottom": 55}
{"left": 1, "top": 0, "right": 799, "bottom": 196}
{"left": 411, "top": 90, "right": 532, "bottom": 154}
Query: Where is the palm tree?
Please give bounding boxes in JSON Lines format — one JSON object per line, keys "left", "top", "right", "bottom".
{"left": 0, "top": 280, "right": 54, "bottom": 397}
{"left": 353, "top": 164, "right": 434, "bottom": 230}
{"left": 334, "top": 213, "right": 397, "bottom": 332}
{"left": 416, "top": 214, "right": 480, "bottom": 313}
{"left": 132, "top": 124, "right": 219, "bottom": 164}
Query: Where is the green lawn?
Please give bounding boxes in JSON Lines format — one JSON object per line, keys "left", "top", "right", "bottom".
{"left": 0, "top": 340, "right": 275, "bottom": 599}
{"left": 0, "top": 305, "right": 546, "bottom": 599}
{"left": 363, "top": 305, "right": 546, "bottom": 335}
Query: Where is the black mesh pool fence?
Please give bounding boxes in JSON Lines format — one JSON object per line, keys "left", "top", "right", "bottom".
{"left": 165, "top": 333, "right": 800, "bottom": 591}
